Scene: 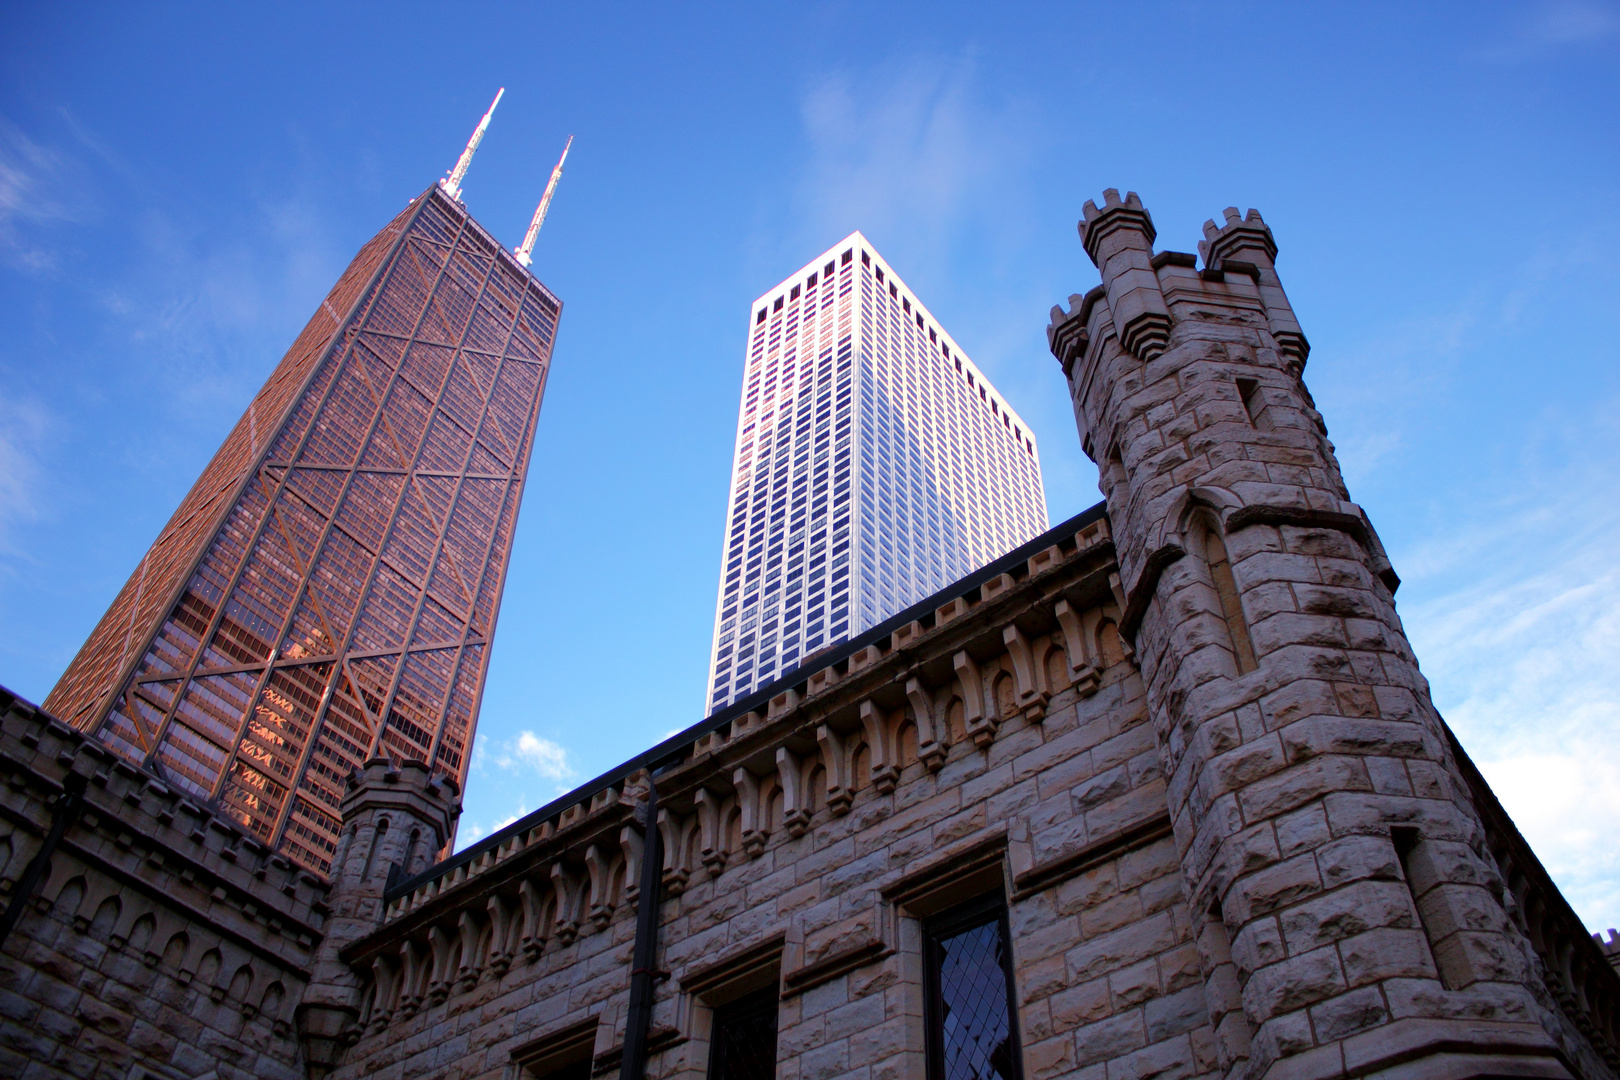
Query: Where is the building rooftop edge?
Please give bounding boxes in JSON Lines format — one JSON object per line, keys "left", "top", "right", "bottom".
{"left": 415, "top": 182, "right": 563, "bottom": 307}
{"left": 744, "top": 230, "right": 1039, "bottom": 441}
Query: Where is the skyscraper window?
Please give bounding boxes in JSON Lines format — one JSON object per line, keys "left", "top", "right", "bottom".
{"left": 703, "top": 232, "right": 1047, "bottom": 711}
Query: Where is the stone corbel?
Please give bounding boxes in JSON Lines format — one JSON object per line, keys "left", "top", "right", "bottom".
{"left": 426, "top": 924, "right": 454, "bottom": 1004}
{"left": 733, "top": 767, "right": 767, "bottom": 858}
{"left": 517, "top": 877, "right": 549, "bottom": 961}
{"left": 696, "top": 788, "right": 729, "bottom": 876}
{"left": 1052, "top": 600, "right": 1101, "bottom": 697}
{"left": 656, "top": 809, "right": 690, "bottom": 895}
{"left": 396, "top": 938, "right": 423, "bottom": 1018}
{"left": 905, "top": 677, "right": 947, "bottom": 772}
{"left": 550, "top": 863, "right": 581, "bottom": 944}
{"left": 776, "top": 748, "right": 812, "bottom": 837}
{"left": 454, "top": 908, "right": 483, "bottom": 992}
{"left": 619, "top": 824, "right": 644, "bottom": 908}
{"left": 584, "top": 843, "right": 616, "bottom": 929}
{"left": 953, "top": 651, "right": 997, "bottom": 749}
{"left": 486, "top": 893, "right": 514, "bottom": 977}
{"left": 366, "top": 954, "right": 397, "bottom": 1032}
{"left": 859, "top": 700, "right": 900, "bottom": 794}
{"left": 816, "top": 724, "right": 854, "bottom": 815}
{"left": 1002, "top": 625, "right": 1049, "bottom": 722}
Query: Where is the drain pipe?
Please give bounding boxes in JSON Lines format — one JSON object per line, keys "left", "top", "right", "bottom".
{"left": 619, "top": 761, "right": 674, "bottom": 1080}
{"left": 0, "top": 771, "right": 88, "bottom": 949}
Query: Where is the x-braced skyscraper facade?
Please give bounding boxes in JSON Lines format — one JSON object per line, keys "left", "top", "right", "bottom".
{"left": 705, "top": 232, "right": 1048, "bottom": 711}
{"left": 45, "top": 184, "right": 561, "bottom": 874}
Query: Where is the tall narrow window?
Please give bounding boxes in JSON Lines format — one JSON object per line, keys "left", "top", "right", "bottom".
{"left": 924, "top": 893, "right": 1023, "bottom": 1080}
{"left": 708, "top": 987, "right": 778, "bottom": 1080}
{"left": 1203, "top": 525, "right": 1258, "bottom": 674}
{"left": 1235, "top": 378, "right": 1270, "bottom": 429}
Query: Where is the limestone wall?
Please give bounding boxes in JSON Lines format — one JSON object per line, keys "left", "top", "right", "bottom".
{"left": 0, "top": 688, "right": 328, "bottom": 1080}
{"left": 327, "top": 515, "right": 1224, "bottom": 1080}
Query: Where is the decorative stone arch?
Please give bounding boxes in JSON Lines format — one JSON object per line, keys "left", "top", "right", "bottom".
{"left": 850, "top": 738, "right": 872, "bottom": 794}
{"left": 196, "top": 946, "right": 224, "bottom": 999}
{"left": 87, "top": 892, "right": 120, "bottom": 937}
{"left": 50, "top": 872, "right": 86, "bottom": 917}
{"left": 160, "top": 929, "right": 191, "bottom": 973}
{"left": 1096, "top": 617, "right": 1127, "bottom": 669}
{"left": 896, "top": 713, "right": 920, "bottom": 768}
{"left": 1040, "top": 638, "right": 1070, "bottom": 695}
{"left": 993, "top": 669, "right": 1018, "bottom": 721}
{"left": 944, "top": 696, "right": 967, "bottom": 745}
{"left": 1162, "top": 484, "right": 1244, "bottom": 549}
{"left": 227, "top": 962, "right": 255, "bottom": 1013}
{"left": 126, "top": 910, "right": 158, "bottom": 957}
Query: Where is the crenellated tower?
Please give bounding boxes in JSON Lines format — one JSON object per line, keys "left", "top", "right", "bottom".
{"left": 296, "top": 759, "right": 460, "bottom": 1078}
{"left": 1048, "top": 190, "right": 1606, "bottom": 1080}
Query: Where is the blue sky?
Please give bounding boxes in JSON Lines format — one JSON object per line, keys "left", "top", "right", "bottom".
{"left": 2, "top": 3, "right": 1618, "bottom": 929}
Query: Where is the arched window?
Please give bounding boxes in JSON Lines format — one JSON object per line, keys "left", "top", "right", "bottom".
{"left": 1200, "top": 520, "right": 1257, "bottom": 674}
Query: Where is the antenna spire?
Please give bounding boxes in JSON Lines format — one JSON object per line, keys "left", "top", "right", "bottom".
{"left": 515, "top": 135, "right": 573, "bottom": 267}
{"left": 441, "top": 88, "right": 504, "bottom": 202}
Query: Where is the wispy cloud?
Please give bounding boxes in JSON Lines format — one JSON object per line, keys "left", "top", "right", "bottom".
{"left": 784, "top": 52, "right": 1040, "bottom": 270}
{"left": 1466, "top": 0, "right": 1620, "bottom": 63}
{"left": 0, "top": 116, "right": 96, "bottom": 273}
{"left": 457, "top": 802, "right": 529, "bottom": 849}
{"left": 1399, "top": 429, "right": 1620, "bottom": 932}
{"left": 459, "top": 730, "right": 577, "bottom": 851}
{"left": 0, "top": 402, "right": 49, "bottom": 558}
{"left": 491, "top": 729, "right": 578, "bottom": 786}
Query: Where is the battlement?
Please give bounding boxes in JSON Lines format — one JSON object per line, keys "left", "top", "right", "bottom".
{"left": 1200, "top": 206, "right": 1277, "bottom": 268}
{"left": 1078, "top": 187, "right": 1156, "bottom": 262}
{"left": 1053, "top": 190, "right": 1311, "bottom": 406}
{"left": 342, "top": 758, "right": 460, "bottom": 819}
{"left": 1599, "top": 929, "right": 1620, "bottom": 976}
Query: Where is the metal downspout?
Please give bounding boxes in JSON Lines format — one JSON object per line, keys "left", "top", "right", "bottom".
{"left": 0, "top": 771, "right": 88, "bottom": 948}
{"left": 619, "top": 763, "right": 673, "bottom": 1080}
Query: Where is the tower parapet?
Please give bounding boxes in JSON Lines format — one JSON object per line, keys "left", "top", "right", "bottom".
{"left": 1080, "top": 189, "right": 1173, "bottom": 362}
{"left": 1050, "top": 193, "right": 1614, "bottom": 1080}
{"left": 296, "top": 760, "right": 459, "bottom": 1078}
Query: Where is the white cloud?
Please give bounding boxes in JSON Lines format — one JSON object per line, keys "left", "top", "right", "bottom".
{"left": 1466, "top": 0, "right": 1620, "bottom": 62}
{"left": 784, "top": 53, "right": 1039, "bottom": 271}
{"left": 0, "top": 116, "right": 95, "bottom": 273}
{"left": 492, "top": 729, "right": 578, "bottom": 784}
{"left": 0, "top": 402, "right": 48, "bottom": 557}
{"left": 1399, "top": 451, "right": 1620, "bottom": 933}
{"left": 455, "top": 804, "right": 528, "bottom": 852}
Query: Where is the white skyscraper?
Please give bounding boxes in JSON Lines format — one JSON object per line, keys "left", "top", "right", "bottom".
{"left": 705, "top": 232, "right": 1048, "bottom": 712}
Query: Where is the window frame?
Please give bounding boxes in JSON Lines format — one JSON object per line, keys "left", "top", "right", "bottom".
{"left": 921, "top": 891, "right": 1024, "bottom": 1080}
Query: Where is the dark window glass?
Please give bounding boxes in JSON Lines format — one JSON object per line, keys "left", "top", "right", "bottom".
{"left": 709, "top": 988, "right": 778, "bottom": 1080}
{"left": 924, "top": 895, "right": 1022, "bottom": 1080}
{"left": 533, "top": 1059, "right": 591, "bottom": 1080}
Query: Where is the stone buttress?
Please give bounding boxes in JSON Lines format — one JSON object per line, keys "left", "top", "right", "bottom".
{"left": 1047, "top": 190, "right": 1612, "bottom": 1080}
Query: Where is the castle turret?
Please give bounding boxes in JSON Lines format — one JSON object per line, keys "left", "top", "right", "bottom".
{"left": 295, "top": 759, "right": 459, "bottom": 1079}
{"left": 1049, "top": 193, "right": 1602, "bottom": 1080}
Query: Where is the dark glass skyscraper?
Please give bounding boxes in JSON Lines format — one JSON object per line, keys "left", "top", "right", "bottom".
{"left": 45, "top": 184, "right": 561, "bottom": 874}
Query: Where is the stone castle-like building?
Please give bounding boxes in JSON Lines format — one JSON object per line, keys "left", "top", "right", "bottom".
{"left": 3, "top": 192, "right": 1617, "bottom": 1080}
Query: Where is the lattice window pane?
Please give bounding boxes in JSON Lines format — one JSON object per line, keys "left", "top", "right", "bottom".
{"left": 926, "top": 899, "right": 1022, "bottom": 1080}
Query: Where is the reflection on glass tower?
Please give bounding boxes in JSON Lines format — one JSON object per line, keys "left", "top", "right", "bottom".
{"left": 46, "top": 105, "right": 567, "bottom": 873}
{"left": 705, "top": 232, "right": 1048, "bottom": 712}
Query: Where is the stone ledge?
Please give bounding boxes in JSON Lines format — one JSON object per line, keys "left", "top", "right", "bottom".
{"left": 780, "top": 938, "right": 892, "bottom": 998}
{"left": 1011, "top": 813, "right": 1173, "bottom": 901}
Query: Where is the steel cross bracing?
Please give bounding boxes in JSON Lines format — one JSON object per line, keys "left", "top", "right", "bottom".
{"left": 46, "top": 186, "right": 560, "bottom": 874}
